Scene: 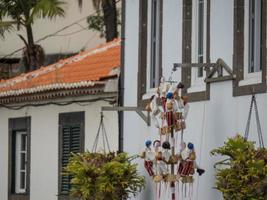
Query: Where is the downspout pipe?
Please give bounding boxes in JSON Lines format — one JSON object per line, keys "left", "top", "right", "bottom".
{"left": 118, "top": 0, "right": 126, "bottom": 152}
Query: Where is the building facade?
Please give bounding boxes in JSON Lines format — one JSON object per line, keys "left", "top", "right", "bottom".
{"left": 0, "top": 40, "right": 120, "bottom": 200}
{"left": 122, "top": 0, "right": 267, "bottom": 199}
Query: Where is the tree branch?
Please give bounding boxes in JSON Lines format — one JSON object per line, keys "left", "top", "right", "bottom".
{"left": 18, "top": 34, "right": 29, "bottom": 47}
{"left": 213, "top": 158, "right": 231, "bottom": 168}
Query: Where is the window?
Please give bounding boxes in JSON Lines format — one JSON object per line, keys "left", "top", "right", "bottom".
{"left": 150, "top": 0, "right": 161, "bottom": 88}
{"left": 233, "top": 0, "right": 266, "bottom": 96}
{"left": 58, "top": 112, "right": 85, "bottom": 198}
{"left": 188, "top": 0, "right": 207, "bottom": 90}
{"left": 137, "top": 0, "right": 162, "bottom": 106}
{"left": 248, "top": 0, "right": 261, "bottom": 73}
{"left": 189, "top": 0, "right": 207, "bottom": 90}
{"left": 15, "top": 132, "right": 27, "bottom": 194}
{"left": 8, "top": 117, "right": 31, "bottom": 200}
{"left": 137, "top": 0, "right": 148, "bottom": 106}
{"left": 197, "top": 0, "right": 205, "bottom": 77}
{"left": 181, "top": 0, "right": 210, "bottom": 102}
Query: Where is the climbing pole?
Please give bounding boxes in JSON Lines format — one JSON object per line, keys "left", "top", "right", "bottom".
{"left": 140, "top": 75, "right": 204, "bottom": 200}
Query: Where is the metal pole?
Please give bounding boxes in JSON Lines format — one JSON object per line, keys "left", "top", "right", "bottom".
{"left": 170, "top": 112, "right": 175, "bottom": 200}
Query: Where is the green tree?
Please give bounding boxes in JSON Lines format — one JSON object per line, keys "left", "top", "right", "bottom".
{"left": 0, "top": 0, "right": 65, "bottom": 72}
{"left": 78, "top": 0, "right": 118, "bottom": 42}
{"left": 65, "top": 152, "right": 145, "bottom": 200}
{"left": 211, "top": 135, "right": 267, "bottom": 200}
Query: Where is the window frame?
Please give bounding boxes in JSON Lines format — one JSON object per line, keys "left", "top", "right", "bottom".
{"left": 149, "top": 0, "right": 162, "bottom": 89}
{"left": 137, "top": 0, "right": 163, "bottom": 107}
{"left": 238, "top": 0, "right": 263, "bottom": 87}
{"left": 248, "top": 0, "right": 262, "bottom": 73}
{"left": 181, "top": 0, "right": 211, "bottom": 102}
{"left": 189, "top": 0, "right": 207, "bottom": 92}
{"left": 58, "top": 111, "right": 85, "bottom": 200}
{"left": 15, "top": 131, "right": 28, "bottom": 194}
{"left": 233, "top": 0, "right": 267, "bottom": 96}
{"left": 8, "top": 117, "right": 31, "bottom": 200}
{"left": 197, "top": 0, "right": 205, "bottom": 78}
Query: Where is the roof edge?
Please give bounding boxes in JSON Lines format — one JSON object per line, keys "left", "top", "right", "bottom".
{"left": 0, "top": 81, "right": 106, "bottom": 98}
{"left": 0, "top": 39, "right": 121, "bottom": 89}
{"left": 0, "top": 87, "right": 115, "bottom": 105}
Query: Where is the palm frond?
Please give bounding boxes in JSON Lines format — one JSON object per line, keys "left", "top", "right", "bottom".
{"left": 0, "top": 21, "right": 16, "bottom": 38}
{"left": 0, "top": 0, "right": 24, "bottom": 20}
{"left": 31, "top": 0, "right": 65, "bottom": 20}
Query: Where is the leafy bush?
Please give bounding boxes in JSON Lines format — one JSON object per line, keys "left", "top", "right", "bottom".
{"left": 211, "top": 135, "right": 267, "bottom": 200}
{"left": 65, "top": 152, "right": 145, "bottom": 200}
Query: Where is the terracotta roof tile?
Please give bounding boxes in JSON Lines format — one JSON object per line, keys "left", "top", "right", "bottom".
{"left": 0, "top": 39, "right": 120, "bottom": 97}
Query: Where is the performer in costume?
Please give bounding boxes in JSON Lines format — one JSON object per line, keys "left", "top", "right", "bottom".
{"left": 178, "top": 142, "right": 205, "bottom": 176}
{"left": 143, "top": 140, "right": 155, "bottom": 176}
{"left": 162, "top": 141, "right": 171, "bottom": 163}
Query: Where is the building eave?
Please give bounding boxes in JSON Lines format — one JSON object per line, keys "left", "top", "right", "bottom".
{"left": 0, "top": 84, "right": 110, "bottom": 105}
{"left": 0, "top": 81, "right": 106, "bottom": 98}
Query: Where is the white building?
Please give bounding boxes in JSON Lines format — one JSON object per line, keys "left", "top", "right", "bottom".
{"left": 0, "top": 39, "right": 120, "bottom": 200}
{"left": 121, "top": 0, "right": 267, "bottom": 199}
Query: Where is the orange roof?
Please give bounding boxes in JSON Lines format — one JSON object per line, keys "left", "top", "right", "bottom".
{"left": 0, "top": 39, "right": 120, "bottom": 98}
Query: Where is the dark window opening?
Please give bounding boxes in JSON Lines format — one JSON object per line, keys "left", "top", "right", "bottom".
{"left": 198, "top": 0, "right": 204, "bottom": 77}
{"left": 150, "top": 0, "right": 161, "bottom": 88}
{"left": 248, "top": 0, "right": 261, "bottom": 73}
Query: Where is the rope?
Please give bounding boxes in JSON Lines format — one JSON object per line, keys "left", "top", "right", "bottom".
{"left": 102, "top": 120, "right": 111, "bottom": 152}
{"left": 92, "top": 112, "right": 111, "bottom": 152}
{"left": 196, "top": 100, "right": 206, "bottom": 200}
{"left": 253, "top": 96, "right": 264, "bottom": 148}
{"left": 102, "top": 121, "right": 106, "bottom": 152}
{"left": 92, "top": 119, "right": 101, "bottom": 152}
{"left": 180, "top": 112, "right": 185, "bottom": 148}
{"left": 244, "top": 96, "right": 254, "bottom": 140}
{"left": 244, "top": 95, "right": 265, "bottom": 148}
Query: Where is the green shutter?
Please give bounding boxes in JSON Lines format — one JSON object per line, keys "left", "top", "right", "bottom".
{"left": 59, "top": 112, "right": 84, "bottom": 196}
{"left": 61, "top": 125, "right": 81, "bottom": 194}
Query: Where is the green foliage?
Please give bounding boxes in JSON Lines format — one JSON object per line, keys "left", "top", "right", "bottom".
{"left": 78, "top": 0, "right": 120, "bottom": 41}
{"left": 0, "top": 21, "right": 15, "bottom": 37}
{"left": 0, "top": 0, "right": 65, "bottom": 70}
{"left": 87, "top": 12, "right": 105, "bottom": 38}
{"left": 86, "top": 9, "right": 121, "bottom": 39}
{"left": 31, "top": 0, "right": 65, "bottom": 19}
{"left": 211, "top": 135, "right": 267, "bottom": 200}
{"left": 65, "top": 152, "right": 145, "bottom": 200}
{"left": 0, "top": 0, "right": 65, "bottom": 38}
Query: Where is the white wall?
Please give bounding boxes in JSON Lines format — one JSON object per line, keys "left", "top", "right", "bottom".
{"left": 210, "top": 0, "right": 233, "bottom": 65}
{"left": 0, "top": 96, "right": 118, "bottom": 200}
{"left": 0, "top": 0, "right": 106, "bottom": 58}
{"left": 123, "top": 1, "right": 267, "bottom": 200}
{"left": 162, "top": 0, "right": 183, "bottom": 81}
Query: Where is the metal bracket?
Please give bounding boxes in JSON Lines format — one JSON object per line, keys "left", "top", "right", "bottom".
{"left": 173, "top": 62, "right": 218, "bottom": 69}
{"left": 101, "top": 106, "right": 151, "bottom": 126}
{"left": 173, "top": 58, "right": 236, "bottom": 83}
